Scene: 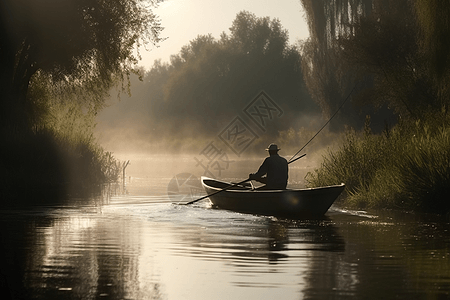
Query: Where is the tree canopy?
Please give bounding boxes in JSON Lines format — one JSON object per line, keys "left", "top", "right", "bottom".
{"left": 0, "top": 0, "right": 163, "bottom": 127}
{"left": 97, "top": 11, "right": 321, "bottom": 150}
{"left": 160, "top": 11, "right": 318, "bottom": 135}
{"left": 300, "top": 0, "right": 450, "bottom": 129}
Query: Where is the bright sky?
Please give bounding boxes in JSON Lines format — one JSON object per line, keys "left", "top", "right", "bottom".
{"left": 138, "top": 0, "right": 310, "bottom": 69}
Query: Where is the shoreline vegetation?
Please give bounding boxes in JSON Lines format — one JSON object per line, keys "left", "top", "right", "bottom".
{"left": 298, "top": 0, "right": 450, "bottom": 216}
{"left": 306, "top": 114, "right": 450, "bottom": 214}
{"left": 0, "top": 1, "right": 163, "bottom": 206}
{"left": 1, "top": 121, "right": 123, "bottom": 207}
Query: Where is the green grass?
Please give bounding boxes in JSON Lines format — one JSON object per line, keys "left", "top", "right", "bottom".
{"left": 305, "top": 115, "right": 450, "bottom": 213}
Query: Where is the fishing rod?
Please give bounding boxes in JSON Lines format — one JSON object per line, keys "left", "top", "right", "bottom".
{"left": 288, "top": 85, "right": 356, "bottom": 163}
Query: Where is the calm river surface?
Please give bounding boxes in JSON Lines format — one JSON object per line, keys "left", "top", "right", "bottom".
{"left": 1, "top": 155, "right": 450, "bottom": 299}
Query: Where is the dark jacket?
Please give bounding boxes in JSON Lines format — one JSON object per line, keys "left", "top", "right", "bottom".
{"left": 251, "top": 154, "right": 288, "bottom": 189}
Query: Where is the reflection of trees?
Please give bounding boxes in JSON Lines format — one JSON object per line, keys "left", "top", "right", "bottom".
{"left": 0, "top": 214, "right": 32, "bottom": 299}
{"left": 314, "top": 211, "right": 450, "bottom": 299}
{"left": 3, "top": 204, "right": 449, "bottom": 299}
{"left": 2, "top": 212, "right": 165, "bottom": 300}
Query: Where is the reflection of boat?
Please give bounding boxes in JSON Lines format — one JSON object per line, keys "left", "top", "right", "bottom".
{"left": 201, "top": 176, "right": 345, "bottom": 219}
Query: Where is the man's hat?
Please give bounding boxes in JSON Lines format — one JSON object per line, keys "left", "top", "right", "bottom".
{"left": 266, "top": 143, "right": 280, "bottom": 151}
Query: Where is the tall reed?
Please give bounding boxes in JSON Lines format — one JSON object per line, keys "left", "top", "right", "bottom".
{"left": 305, "top": 115, "right": 450, "bottom": 213}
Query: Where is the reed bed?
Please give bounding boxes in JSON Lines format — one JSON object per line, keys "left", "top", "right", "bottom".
{"left": 305, "top": 116, "right": 450, "bottom": 213}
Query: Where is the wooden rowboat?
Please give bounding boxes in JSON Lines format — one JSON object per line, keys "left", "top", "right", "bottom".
{"left": 201, "top": 176, "right": 345, "bottom": 219}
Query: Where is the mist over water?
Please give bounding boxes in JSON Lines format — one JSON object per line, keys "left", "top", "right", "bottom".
{"left": 94, "top": 93, "right": 339, "bottom": 194}
{"left": 94, "top": 79, "right": 340, "bottom": 184}
{"left": 94, "top": 93, "right": 326, "bottom": 157}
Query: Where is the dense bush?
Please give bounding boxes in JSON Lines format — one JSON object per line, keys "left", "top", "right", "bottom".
{"left": 0, "top": 100, "right": 122, "bottom": 206}
{"left": 1, "top": 128, "right": 122, "bottom": 206}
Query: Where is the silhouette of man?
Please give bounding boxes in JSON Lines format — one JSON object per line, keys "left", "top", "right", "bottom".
{"left": 249, "top": 143, "right": 288, "bottom": 190}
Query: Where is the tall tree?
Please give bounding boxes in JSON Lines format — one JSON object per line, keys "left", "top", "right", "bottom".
{"left": 338, "top": 0, "right": 431, "bottom": 119}
{"left": 301, "top": 0, "right": 450, "bottom": 126}
{"left": 0, "top": 0, "right": 163, "bottom": 128}
{"left": 300, "top": 0, "right": 374, "bottom": 130}
{"left": 415, "top": 0, "right": 450, "bottom": 110}
{"left": 158, "top": 11, "right": 318, "bottom": 136}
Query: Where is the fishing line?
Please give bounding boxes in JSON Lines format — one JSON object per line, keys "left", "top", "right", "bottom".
{"left": 288, "top": 85, "right": 356, "bottom": 162}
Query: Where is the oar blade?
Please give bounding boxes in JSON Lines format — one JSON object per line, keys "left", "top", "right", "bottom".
{"left": 183, "top": 178, "right": 251, "bottom": 205}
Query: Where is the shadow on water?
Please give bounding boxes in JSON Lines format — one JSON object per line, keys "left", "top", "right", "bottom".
{"left": 175, "top": 216, "right": 345, "bottom": 264}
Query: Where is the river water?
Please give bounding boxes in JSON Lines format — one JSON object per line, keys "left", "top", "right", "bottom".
{"left": 1, "top": 155, "right": 449, "bottom": 299}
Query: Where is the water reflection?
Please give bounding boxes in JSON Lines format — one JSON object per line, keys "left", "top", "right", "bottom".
{"left": 1, "top": 189, "right": 450, "bottom": 299}
{"left": 1, "top": 200, "right": 347, "bottom": 299}
{"left": 21, "top": 213, "right": 152, "bottom": 299}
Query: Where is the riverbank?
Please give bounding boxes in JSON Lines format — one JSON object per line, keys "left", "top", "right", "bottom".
{"left": 305, "top": 115, "right": 450, "bottom": 214}
{"left": 0, "top": 127, "right": 121, "bottom": 207}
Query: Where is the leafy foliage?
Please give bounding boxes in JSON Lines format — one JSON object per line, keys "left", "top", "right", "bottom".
{"left": 414, "top": 0, "right": 450, "bottom": 110}
{"left": 337, "top": 1, "right": 440, "bottom": 119}
{"left": 0, "top": 0, "right": 163, "bottom": 127}
{"left": 99, "top": 11, "right": 320, "bottom": 150}
{"left": 300, "top": 0, "right": 375, "bottom": 131}
{"left": 161, "top": 10, "right": 318, "bottom": 136}
{"left": 300, "top": 0, "right": 450, "bottom": 129}
{"left": 0, "top": 1, "right": 163, "bottom": 203}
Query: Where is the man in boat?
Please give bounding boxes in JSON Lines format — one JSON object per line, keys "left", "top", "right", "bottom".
{"left": 249, "top": 143, "right": 288, "bottom": 190}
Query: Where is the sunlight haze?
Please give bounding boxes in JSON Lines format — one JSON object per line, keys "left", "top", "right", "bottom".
{"left": 139, "top": 0, "right": 309, "bottom": 68}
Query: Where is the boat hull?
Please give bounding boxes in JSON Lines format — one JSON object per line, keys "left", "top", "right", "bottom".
{"left": 201, "top": 177, "right": 345, "bottom": 219}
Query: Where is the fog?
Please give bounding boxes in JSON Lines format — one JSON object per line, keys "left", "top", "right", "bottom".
{"left": 93, "top": 75, "right": 343, "bottom": 186}
{"left": 93, "top": 75, "right": 340, "bottom": 154}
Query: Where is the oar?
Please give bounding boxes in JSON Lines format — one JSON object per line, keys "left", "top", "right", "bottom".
{"left": 184, "top": 178, "right": 251, "bottom": 205}
{"left": 185, "top": 153, "right": 307, "bottom": 205}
